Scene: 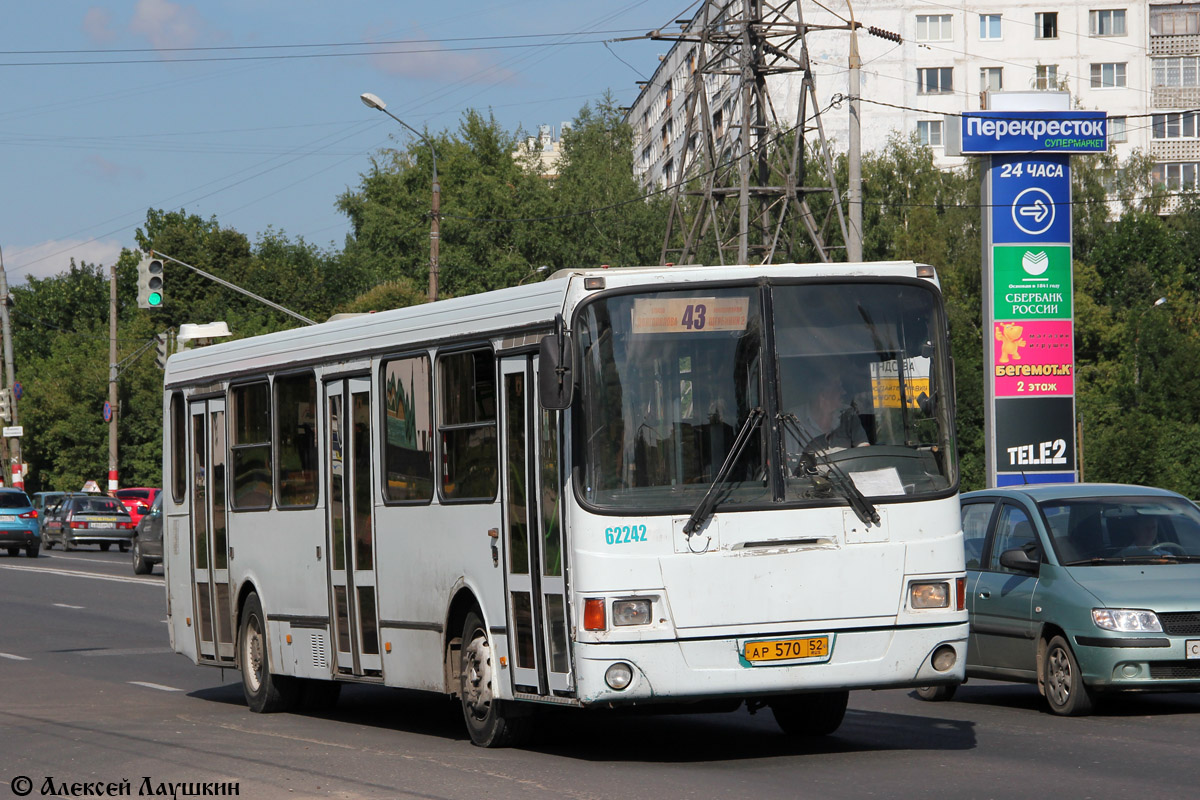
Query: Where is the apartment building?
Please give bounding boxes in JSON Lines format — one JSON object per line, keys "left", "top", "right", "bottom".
{"left": 626, "top": 1, "right": 1200, "bottom": 196}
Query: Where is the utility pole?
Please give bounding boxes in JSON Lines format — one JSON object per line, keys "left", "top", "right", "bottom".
{"left": 846, "top": 6, "right": 864, "bottom": 262}
{"left": 109, "top": 262, "right": 118, "bottom": 494}
{"left": 654, "top": 0, "right": 850, "bottom": 266}
{"left": 0, "top": 246, "right": 21, "bottom": 488}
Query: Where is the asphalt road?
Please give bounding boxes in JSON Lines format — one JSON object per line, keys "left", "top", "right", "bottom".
{"left": 2, "top": 549, "right": 1199, "bottom": 800}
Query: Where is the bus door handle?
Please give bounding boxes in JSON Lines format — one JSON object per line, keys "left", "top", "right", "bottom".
{"left": 978, "top": 589, "right": 991, "bottom": 599}
{"left": 488, "top": 528, "right": 499, "bottom": 567}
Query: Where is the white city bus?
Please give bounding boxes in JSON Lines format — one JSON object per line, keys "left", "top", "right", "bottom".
{"left": 162, "top": 262, "right": 967, "bottom": 746}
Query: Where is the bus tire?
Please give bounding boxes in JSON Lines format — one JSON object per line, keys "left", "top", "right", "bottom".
{"left": 460, "top": 609, "right": 525, "bottom": 747}
{"left": 769, "top": 690, "right": 849, "bottom": 736}
{"left": 915, "top": 684, "right": 958, "bottom": 701}
{"left": 238, "top": 591, "right": 299, "bottom": 713}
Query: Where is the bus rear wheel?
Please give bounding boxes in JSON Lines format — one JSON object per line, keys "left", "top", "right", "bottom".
{"left": 238, "top": 591, "right": 299, "bottom": 713}
{"left": 769, "top": 690, "right": 849, "bottom": 737}
{"left": 460, "top": 610, "right": 526, "bottom": 747}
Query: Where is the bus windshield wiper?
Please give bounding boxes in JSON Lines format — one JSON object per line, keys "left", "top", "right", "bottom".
{"left": 682, "top": 407, "right": 764, "bottom": 537}
{"left": 779, "top": 413, "right": 880, "bottom": 527}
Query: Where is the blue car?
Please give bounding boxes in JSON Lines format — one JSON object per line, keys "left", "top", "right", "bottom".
{"left": 0, "top": 488, "right": 40, "bottom": 558}
{"left": 918, "top": 483, "right": 1200, "bottom": 715}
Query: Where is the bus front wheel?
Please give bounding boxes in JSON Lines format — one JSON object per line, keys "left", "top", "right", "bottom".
{"left": 238, "top": 591, "right": 299, "bottom": 713}
{"left": 460, "top": 610, "right": 526, "bottom": 747}
{"left": 769, "top": 690, "right": 849, "bottom": 737}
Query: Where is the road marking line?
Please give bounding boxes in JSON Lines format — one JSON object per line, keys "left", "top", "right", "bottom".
{"left": 0, "top": 652, "right": 31, "bottom": 661}
{"left": 129, "top": 681, "right": 182, "bottom": 692}
{"left": 53, "top": 603, "right": 85, "bottom": 609}
{"left": 0, "top": 563, "right": 160, "bottom": 586}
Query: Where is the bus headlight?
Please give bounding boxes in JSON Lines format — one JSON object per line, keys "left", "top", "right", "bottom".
{"left": 612, "top": 599, "right": 652, "bottom": 626}
{"left": 910, "top": 582, "right": 950, "bottom": 609}
{"left": 605, "top": 662, "right": 634, "bottom": 690}
{"left": 1092, "top": 608, "right": 1162, "bottom": 632}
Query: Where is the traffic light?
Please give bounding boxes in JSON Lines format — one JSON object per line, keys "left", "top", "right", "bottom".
{"left": 154, "top": 332, "right": 169, "bottom": 370}
{"left": 0, "top": 389, "right": 11, "bottom": 422}
{"left": 137, "top": 256, "right": 165, "bottom": 309}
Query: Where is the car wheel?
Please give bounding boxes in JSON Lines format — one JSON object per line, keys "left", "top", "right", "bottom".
{"left": 769, "top": 690, "right": 849, "bottom": 736}
{"left": 100, "top": 543, "right": 111, "bottom": 552}
{"left": 460, "top": 609, "right": 527, "bottom": 747}
{"left": 25, "top": 543, "right": 40, "bottom": 558}
{"left": 238, "top": 591, "right": 299, "bottom": 713}
{"left": 132, "top": 540, "right": 152, "bottom": 575}
{"left": 62, "top": 535, "right": 75, "bottom": 552}
{"left": 6, "top": 547, "right": 17, "bottom": 557}
{"left": 1043, "top": 635, "right": 1093, "bottom": 716}
{"left": 915, "top": 684, "right": 958, "bottom": 701}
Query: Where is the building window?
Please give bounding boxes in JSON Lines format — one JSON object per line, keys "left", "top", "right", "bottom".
{"left": 274, "top": 372, "right": 317, "bottom": 508}
{"left": 917, "top": 67, "right": 953, "bottom": 94}
{"left": 979, "top": 14, "right": 1002, "bottom": 40}
{"left": 917, "top": 120, "right": 944, "bottom": 147}
{"left": 1035, "top": 64, "right": 1059, "bottom": 90}
{"left": 1036, "top": 12, "right": 1058, "bottom": 39}
{"left": 1153, "top": 56, "right": 1200, "bottom": 88}
{"left": 664, "top": 157, "right": 675, "bottom": 184}
{"left": 382, "top": 356, "right": 433, "bottom": 503}
{"left": 1152, "top": 111, "right": 1200, "bottom": 139}
{"left": 438, "top": 349, "right": 497, "bottom": 502}
{"left": 1108, "top": 116, "right": 1127, "bottom": 142}
{"left": 1153, "top": 162, "right": 1200, "bottom": 191}
{"left": 981, "top": 67, "right": 1003, "bottom": 92}
{"left": 1090, "top": 62, "right": 1127, "bottom": 88}
{"left": 231, "top": 381, "right": 272, "bottom": 510}
{"left": 916, "top": 14, "right": 952, "bottom": 42}
{"left": 1152, "top": 6, "right": 1200, "bottom": 35}
{"left": 1090, "top": 9, "right": 1126, "bottom": 37}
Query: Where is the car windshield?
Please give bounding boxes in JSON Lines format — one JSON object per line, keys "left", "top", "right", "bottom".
{"left": 1040, "top": 495, "right": 1200, "bottom": 564}
{"left": 0, "top": 492, "right": 30, "bottom": 509}
{"left": 117, "top": 489, "right": 151, "bottom": 501}
{"left": 73, "top": 498, "right": 125, "bottom": 514}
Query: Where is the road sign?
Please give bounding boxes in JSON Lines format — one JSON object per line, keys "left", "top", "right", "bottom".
{"left": 2, "top": 426, "right": 23, "bottom": 437}
{"left": 12, "top": 382, "right": 21, "bottom": 400}
{"left": 990, "top": 154, "right": 1071, "bottom": 244}
{"left": 103, "top": 401, "right": 113, "bottom": 423}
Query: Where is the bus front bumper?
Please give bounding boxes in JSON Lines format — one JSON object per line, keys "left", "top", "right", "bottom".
{"left": 571, "top": 622, "right": 968, "bottom": 706}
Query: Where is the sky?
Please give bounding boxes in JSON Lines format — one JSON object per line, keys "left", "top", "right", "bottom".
{"left": 0, "top": 0, "right": 688, "bottom": 283}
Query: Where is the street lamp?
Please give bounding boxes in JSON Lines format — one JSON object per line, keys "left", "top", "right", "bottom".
{"left": 360, "top": 92, "right": 441, "bottom": 303}
{"left": 1134, "top": 296, "right": 1167, "bottom": 387}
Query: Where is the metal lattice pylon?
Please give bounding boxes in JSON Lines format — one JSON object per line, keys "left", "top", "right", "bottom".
{"left": 658, "top": 0, "right": 849, "bottom": 266}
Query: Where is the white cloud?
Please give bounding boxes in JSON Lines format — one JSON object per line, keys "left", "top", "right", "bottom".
{"left": 82, "top": 7, "right": 118, "bottom": 44}
{"left": 365, "top": 23, "right": 517, "bottom": 85}
{"left": 5, "top": 239, "right": 125, "bottom": 283}
{"left": 130, "top": 0, "right": 206, "bottom": 50}
{"left": 82, "top": 154, "right": 145, "bottom": 184}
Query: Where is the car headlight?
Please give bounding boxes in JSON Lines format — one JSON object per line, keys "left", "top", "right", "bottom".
{"left": 1092, "top": 608, "right": 1162, "bottom": 632}
{"left": 910, "top": 581, "right": 950, "bottom": 609}
{"left": 612, "top": 599, "right": 652, "bottom": 626}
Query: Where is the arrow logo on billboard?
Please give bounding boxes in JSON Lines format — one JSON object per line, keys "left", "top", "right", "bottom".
{"left": 1019, "top": 200, "right": 1050, "bottom": 224}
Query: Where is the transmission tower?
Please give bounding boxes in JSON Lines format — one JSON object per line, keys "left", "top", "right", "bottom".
{"left": 655, "top": 0, "right": 850, "bottom": 266}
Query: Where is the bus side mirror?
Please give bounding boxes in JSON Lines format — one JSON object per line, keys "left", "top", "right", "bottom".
{"left": 539, "top": 331, "right": 574, "bottom": 410}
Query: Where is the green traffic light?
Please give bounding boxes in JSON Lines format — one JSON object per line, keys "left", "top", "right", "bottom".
{"left": 148, "top": 292, "right": 163, "bottom": 306}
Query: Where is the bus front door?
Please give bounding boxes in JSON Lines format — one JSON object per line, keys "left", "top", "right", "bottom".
{"left": 501, "top": 356, "right": 572, "bottom": 697}
{"left": 189, "top": 398, "right": 235, "bottom": 664}
{"left": 324, "top": 377, "right": 382, "bottom": 677}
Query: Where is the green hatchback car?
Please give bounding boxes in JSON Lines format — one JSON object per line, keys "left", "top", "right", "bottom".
{"left": 918, "top": 483, "right": 1200, "bottom": 715}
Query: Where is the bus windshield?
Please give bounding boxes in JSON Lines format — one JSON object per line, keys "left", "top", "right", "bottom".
{"left": 577, "top": 281, "right": 955, "bottom": 511}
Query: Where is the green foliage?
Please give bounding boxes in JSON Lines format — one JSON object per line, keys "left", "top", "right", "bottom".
{"left": 12, "top": 106, "right": 1200, "bottom": 498}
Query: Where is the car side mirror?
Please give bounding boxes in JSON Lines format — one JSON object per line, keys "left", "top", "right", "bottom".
{"left": 999, "top": 546, "right": 1041, "bottom": 574}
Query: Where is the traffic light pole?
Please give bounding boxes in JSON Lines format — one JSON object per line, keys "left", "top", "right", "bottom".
{"left": 108, "top": 262, "right": 119, "bottom": 493}
{"left": 0, "top": 247, "right": 21, "bottom": 489}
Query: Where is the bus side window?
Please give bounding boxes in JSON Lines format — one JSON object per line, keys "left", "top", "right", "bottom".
{"left": 438, "top": 349, "right": 498, "bottom": 502}
{"left": 171, "top": 391, "right": 187, "bottom": 503}
{"left": 231, "top": 381, "right": 273, "bottom": 510}
{"left": 382, "top": 355, "right": 434, "bottom": 503}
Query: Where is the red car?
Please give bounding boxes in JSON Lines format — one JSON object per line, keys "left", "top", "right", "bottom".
{"left": 114, "top": 487, "right": 160, "bottom": 526}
